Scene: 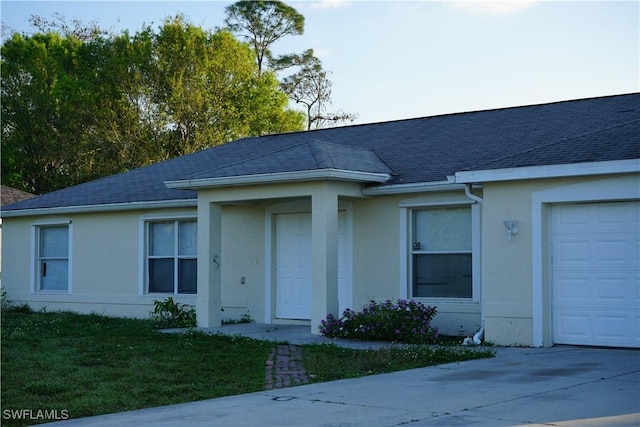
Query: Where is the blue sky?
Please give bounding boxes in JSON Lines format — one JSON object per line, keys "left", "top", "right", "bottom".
{"left": 1, "top": 0, "right": 638, "bottom": 124}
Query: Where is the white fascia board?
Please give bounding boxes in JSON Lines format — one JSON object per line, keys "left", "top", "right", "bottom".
{"left": 165, "top": 169, "right": 391, "bottom": 190}
{"left": 362, "top": 181, "right": 465, "bottom": 196}
{"left": 0, "top": 199, "right": 197, "bottom": 218}
{"left": 454, "top": 159, "right": 640, "bottom": 184}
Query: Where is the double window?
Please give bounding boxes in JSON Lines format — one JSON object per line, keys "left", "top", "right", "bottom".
{"left": 35, "top": 224, "right": 71, "bottom": 292}
{"left": 146, "top": 220, "right": 197, "bottom": 294}
{"left": 411, "top": 206, "right": 473, "bottom": 299}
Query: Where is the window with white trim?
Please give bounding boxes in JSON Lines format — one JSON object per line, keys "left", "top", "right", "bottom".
{"left": 146, "top": 220, "right": 197, "bottom": 294}
{"left": 36, "top": 224, "right": 70, "bottom": 292}
{"left": 411, "top": 206, "right": 472, "bottom": 298}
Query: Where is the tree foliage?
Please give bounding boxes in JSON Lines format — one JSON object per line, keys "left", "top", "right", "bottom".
{"left": 280, "top": 50, "right": 358, "bottom": 129}
{"left": 2, "top": 1, "right": 359, "bottom": 195}
{"left": 1, "top": 15, "right": 304, "bottom": 194}
{"left": 1, "top": 31, "right": 123, "bottom": 193}
{"left": 135, "top": 16, "right": 300, "bottom": 158}
{"left": 224, "top": 0, "right": 304, "bottom": 77}
{"left": 28, "top": 12, "right": 107, "bottom": 41}
{"left": 224, "top": 1, "right": 356, "bottom": 130}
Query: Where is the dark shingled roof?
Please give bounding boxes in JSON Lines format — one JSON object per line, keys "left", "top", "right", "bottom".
{"left": 182, "top": 139, "right": 395, "bottom": 180}
{"left": 3, "top": 93, "right": 639, "bottom": 213}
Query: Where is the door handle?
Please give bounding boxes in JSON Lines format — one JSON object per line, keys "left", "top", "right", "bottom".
{"left": 43, "top": 262, "right": 47, "bottom": 277}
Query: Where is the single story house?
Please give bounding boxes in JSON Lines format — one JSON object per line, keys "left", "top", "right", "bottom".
{"left": 2, "top": 93, "right": 638, "bottom": 347}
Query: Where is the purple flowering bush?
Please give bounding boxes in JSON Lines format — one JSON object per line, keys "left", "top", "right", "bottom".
{"left": 319, "top": 299, "right": 438, "bottom": 344}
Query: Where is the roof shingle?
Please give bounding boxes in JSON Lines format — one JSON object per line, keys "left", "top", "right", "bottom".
{"left": 3, "top": 93, "right": 638, "bottom": 213}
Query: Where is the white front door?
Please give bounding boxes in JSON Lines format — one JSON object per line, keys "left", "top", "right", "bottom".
{"left": 275, "top": 212, "right": 351, "bottom": 320}
{"left": 276, "top": 213, "right": 312, "bottom": 319}
{"left": 552, "top": 201, "right": 640, "bottom": 348}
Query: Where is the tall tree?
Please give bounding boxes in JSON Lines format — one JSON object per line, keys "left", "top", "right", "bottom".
{"left": 280, "top": 51, "right": 358, "bottom": 130}
{"left": 1, "top": 15, "right": 304, "bottom": 194}
{"left": 28, "top": 12, "right": 107, "bottom": 41}
{"left": 1, "top": 32, "right": 126, "bottom": 193}
{"left": 224, "top": 0, "right": 304, "bottom": 77}
{"left": 140, "top": 15, "right": 304, "bottom": 158}
{"left": 224, "top": 1, "right": 356, "bottom": 129}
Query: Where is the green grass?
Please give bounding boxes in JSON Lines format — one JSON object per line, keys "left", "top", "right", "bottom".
{"left": 303, "top": 343, "right": 493, "bottom": 382}
{"left": 1, "top": 311, "right": 494, "bottom": 425}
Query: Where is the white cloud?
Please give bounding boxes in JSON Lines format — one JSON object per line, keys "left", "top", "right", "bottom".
{"left": 309, "top": 0, "right": 351, "bottom": 10}
{"left": 313, "top": 48, "right": 332, "bottom": 59}
{"left": 447, "top": 0, "right": 537, "bottom": 16}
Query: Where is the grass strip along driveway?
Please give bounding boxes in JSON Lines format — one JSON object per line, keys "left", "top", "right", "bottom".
{"left": 1, "top": 311, "right": 494, "bottom": 425}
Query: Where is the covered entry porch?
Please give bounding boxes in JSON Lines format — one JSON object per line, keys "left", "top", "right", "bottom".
{"left": 163, "top": 139, "right": 393, "bottom": 333}
{"left": 168, "top": 179, "right": 374, "bottom": 334}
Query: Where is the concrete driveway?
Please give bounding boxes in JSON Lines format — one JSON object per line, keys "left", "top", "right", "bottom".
{"left": 49, "top": 345, "right": 639, "bottom": 427}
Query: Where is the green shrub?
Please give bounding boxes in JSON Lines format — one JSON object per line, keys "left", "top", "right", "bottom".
{"left": 1, "top": 287, "right": 35, "bottom": 313}
{"left": 11, "top": 303, "right": 34, "bottom": 313}
{"left": 222, "top": 312, "right": 254, "bottom": 325}
{"left": 0, "top": 286, "right": 10, "bottom": 310}
{"left": 319, "top": 299, "right": 438, "bottom": 344}
{"left": 151, "top": 297, "right": 196, "bottom": 328}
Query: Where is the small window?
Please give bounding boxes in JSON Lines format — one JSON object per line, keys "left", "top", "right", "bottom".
{"left": 411, "top": 207, "right": 472, "bottom": 298}
{"left": 147, "top": 220, "right": 197, "bottom": 294}
{"left": 36, "top": 225, "right": 70, "bottom": 292}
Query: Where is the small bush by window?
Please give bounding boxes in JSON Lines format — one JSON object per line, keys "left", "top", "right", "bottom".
{"left": 150, "top": 297, "right": 196, "bottom": 328}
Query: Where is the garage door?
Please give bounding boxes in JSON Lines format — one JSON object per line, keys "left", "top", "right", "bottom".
{"left": 552, "top": 201, "right": 639, "bottom": 348}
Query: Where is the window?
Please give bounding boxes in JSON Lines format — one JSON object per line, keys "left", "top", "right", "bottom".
{"left": 411, "top": 206, "right": 472, "bottom": 298}
{"left": 36, "top": 225, "right": 70, "bottom": 292}
{"left": 147, "top": 220, "right": 197, "bottom": 294}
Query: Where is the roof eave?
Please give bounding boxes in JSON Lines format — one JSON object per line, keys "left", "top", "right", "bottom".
{"left": 165, "top": 169, "right": 391, "bottom": 190}
{"left": 362, "top": 180, "right": 466, "bottom": 196}
{"left": 454, "top": 159, "right": 640, "bottom": 184}
{"left": 0, "top": 199, "right": 197, "bottom": 218}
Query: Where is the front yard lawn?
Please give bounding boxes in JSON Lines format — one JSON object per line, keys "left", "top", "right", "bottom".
{"left": 1, "top": 311, "right": 494, "bottom": 425}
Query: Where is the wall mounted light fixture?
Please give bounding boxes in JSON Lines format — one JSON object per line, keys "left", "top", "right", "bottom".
{"left": 503, "top": 220, "right": 518, "bottom": 241}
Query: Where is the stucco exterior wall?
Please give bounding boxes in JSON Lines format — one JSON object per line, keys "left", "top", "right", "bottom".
{"left": 192, "top": 182, "right": 483, "bottom": 334}
{"left": 195, "top": 181, "right": 365, "bottom": 328}
{"left": 219, "top": 205, "right": 266, "bottom": 323}
{"left": 1, "top": 208, "right": 197, "bottom": 318}
{"left": 352, "top": 192, "right": 482, "bottom": 336}
{"left": 481, "top": 180, "right": 537, "bottom": 346}
{"left": 352, "top": 196, "right": 402, "bottom": 304}
{"left": 1, "top": 215, "right": 32, "bottom": 299}
{"left": 481, "top": 174, "right": 639, "bottom": 346}
{"left": 4, "top": 175, "right": 574, "bottom": 343}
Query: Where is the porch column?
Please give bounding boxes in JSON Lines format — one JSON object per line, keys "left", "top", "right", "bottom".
{"left": 196, "top": 201, "right": 222, "bottom": 328}
{"left": 311, "top": 185, "right": 339, "bottom": 334}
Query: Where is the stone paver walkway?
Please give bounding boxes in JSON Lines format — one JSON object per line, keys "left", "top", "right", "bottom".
{"left": 264, "top": 345, "right": 309, "bottom": 390}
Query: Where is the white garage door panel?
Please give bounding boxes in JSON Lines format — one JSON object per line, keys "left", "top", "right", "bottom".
{"left": 552, "top": 201, "right": 640, "bottom": 348}
{"left": 554, "top": 272, "right": 637, "bottom": 306}
{"left": 555, "top": 236, "right": 636, "bottom": 267}
{"left": 554, "top": 311, "right": 640, "bottom": 346}
{"left": 555, "top": 202, "right": 640, "bottom": 230}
